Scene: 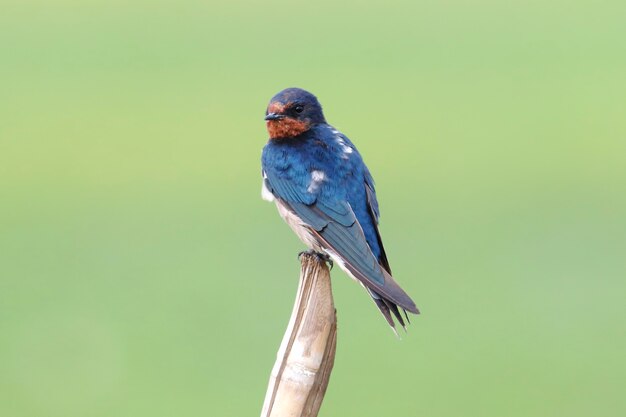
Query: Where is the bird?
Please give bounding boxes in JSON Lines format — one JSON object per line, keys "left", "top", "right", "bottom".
{"left": 260, "top": 87, "right": 419, "bottom": 332}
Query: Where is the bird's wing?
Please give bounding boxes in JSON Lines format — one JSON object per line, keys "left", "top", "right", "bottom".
{"left": 264, "top": 172, "right": 418, "bottom": 314}
{"left": 363, "top": 172, "right": 392, "bottom": 274}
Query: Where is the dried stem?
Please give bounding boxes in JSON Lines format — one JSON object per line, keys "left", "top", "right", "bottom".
{"left": 260, "top": 253, "right": 337, "bottom": 417}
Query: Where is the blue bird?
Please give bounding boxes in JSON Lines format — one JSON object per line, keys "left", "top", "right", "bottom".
{"left": 261, "top": 88, "right": 419, "bottom": 332}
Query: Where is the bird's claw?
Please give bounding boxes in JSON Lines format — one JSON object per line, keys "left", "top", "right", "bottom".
{"left": 298, "top": 250, "right": 334, "bottom": 270}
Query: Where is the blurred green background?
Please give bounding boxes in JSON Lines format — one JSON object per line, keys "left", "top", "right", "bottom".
{"left": 1, "top": 0, "right": 625, "bottom": 416}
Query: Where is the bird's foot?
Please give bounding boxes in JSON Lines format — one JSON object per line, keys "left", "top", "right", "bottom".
{"left": 298, "top": 249, "right": 334, "bottom": 270}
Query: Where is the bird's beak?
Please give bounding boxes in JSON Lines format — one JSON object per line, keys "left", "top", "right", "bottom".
{"left": 265, "top": 113, "right": 285, "bottom": 121}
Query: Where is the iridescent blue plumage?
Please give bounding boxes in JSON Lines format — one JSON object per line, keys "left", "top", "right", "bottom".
{"left": 262, "top": 126, "right": 382, "bottom": 256}
{"left": 261, "top": 88, "right": 418, "bottom": 330}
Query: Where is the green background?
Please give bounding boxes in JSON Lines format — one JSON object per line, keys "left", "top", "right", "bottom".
{"left": 1, "top": 1, "right": 625, "bottom": 416}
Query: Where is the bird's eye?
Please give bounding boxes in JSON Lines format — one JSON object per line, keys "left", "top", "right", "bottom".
{"left": 294, "top": 105, "right": 304, "bottom": 114}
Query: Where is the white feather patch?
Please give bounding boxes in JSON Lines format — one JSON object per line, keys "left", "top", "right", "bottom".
{"left": 307, "top": 170, "right": 326, "bottom": 193}
{"left": 334, "top": 135, "right": 353, "bottom": 158}
{"left": 261, "top": 180, "right": 274, "bottom": 202}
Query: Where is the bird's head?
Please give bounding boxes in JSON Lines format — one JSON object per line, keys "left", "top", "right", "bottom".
{"left": 265, "top": 88, "right": 326, "bottom": 139}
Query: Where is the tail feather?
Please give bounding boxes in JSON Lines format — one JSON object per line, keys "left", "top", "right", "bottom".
{"left": 383, "top": 298, "right": 407, "bottom": 331}
{"left": 370, "top": 290, "right": 410, "bottom": 332}
{"left": 371, "top": 296, "right": 394, "bottom": 327}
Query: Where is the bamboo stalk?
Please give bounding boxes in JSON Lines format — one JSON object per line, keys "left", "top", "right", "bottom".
{"left": 260, "top": 252, "right": 337, "bottom": 417}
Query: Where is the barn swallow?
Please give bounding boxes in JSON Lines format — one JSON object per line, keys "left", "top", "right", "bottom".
{"left": 261, "top": 87, "right": 419, "bottom": 332}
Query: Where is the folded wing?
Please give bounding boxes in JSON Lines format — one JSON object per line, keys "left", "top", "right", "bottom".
{"left": 264, "top": 172, "right": 418, "bottom": 315}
